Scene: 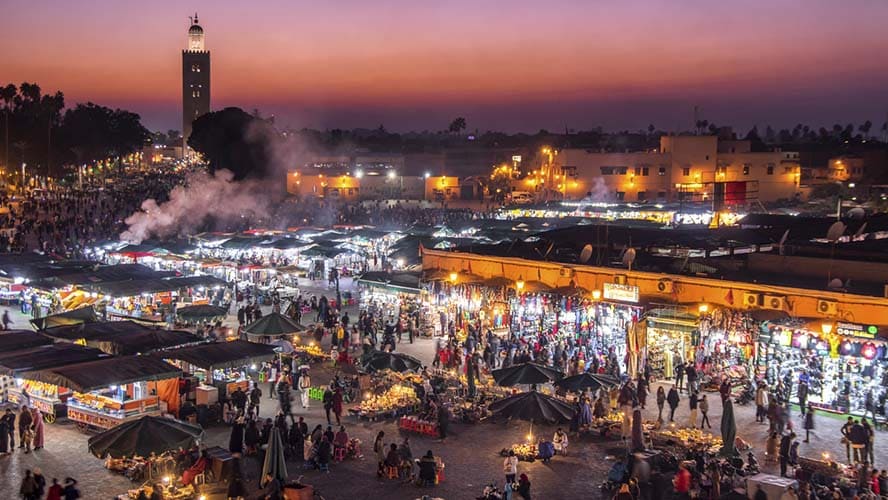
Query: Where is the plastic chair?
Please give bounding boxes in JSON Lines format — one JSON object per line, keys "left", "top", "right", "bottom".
{"left": 334, "top": 447, "right": 346, "bottom": 462}
{"left": 386, "top": 466, "right": 399, "bottom": 479}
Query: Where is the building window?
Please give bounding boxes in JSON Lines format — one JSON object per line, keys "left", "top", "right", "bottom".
{"left": 600, "top": 167, "right": 614, "bottom": 175}
{"left": 615, "top": 191, "right": 625, "bottom": 201}
{"left": 617, "top": 167, "right": 628, "bottom": 175}
{"left": 191, "top": 63, "right": 201, "bottom": 72}
{"left": 192, "top": 90, "right": 200, "bottom": 98}
{"left": 642, "top": 167, "right": 649, "bottom": 176}
{"left": 705, "top": 155, "right": 710, "bottom": 160}
{"left": 743, "top": 164, "right": 750, "bottom": 176}
{"left": 637, "top": 191, "right": 647, "bottom": 201}
{"left": 682, "top": 167, "right": 690, "bottom": 176}
{"left": 635, "top": 167, "right": 641, "bottom": 176}
{"left": 767, "top": 164, "right": 774, "bottom": 175}
{"left": 657, "top": 191, "right": 666, "bottom": 199}
{"left": 784, "top": 166, "right": 794, "bottom": 174}
{"left": 658, "top": 167, "right": 667, "bottom": 176}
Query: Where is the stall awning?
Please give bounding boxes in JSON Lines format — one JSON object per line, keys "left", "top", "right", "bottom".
{"left": 81, "top": 275, "right": 228, "bottom": 297}
{"left": 20, "top": 355, "right": 182, "bottom": 392}
{"left": 356, "top": 271, "right": 421, "bottom": 293}
{"left": 0, "top": 343, "right": 109, "bottom": 376}
{"left": 0, "top": 330, "right": 53, "bottom": 353}
{"left": 41, "top": 321, "right": 202, "bottom": 355}
{"left": 87, "top": 329, "right": 202, "bottom": 356}
{"left": 31, "top": 306, "right": 99, "bottom": 330}
{"left": 159, "top": 340, "right": 277, "bottom": 370}
{"left": 244, "top": 312, "right": 305, "bottom": 338}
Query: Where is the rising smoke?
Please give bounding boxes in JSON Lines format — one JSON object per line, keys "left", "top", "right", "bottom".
{"left": 120, "top": 169, "right": 271, "bottom": 243}
{"left": 121, "top": 117, "right": 315, "bottom": 243}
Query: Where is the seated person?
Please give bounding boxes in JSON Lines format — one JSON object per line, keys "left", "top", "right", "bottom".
{"left": 417, "top": 450, "right": 438, "bottom": 486}
{"left": 316, "top": 436, "right": 332, "bottom": 469}
{"left": 385, "top": 443, "right": 401, "bottom": 470}
{"left": 333, "top": 426, "right": 349, "bottom": 452}
{"left": 180, "top": 450, "right": 209, "bottom": 485}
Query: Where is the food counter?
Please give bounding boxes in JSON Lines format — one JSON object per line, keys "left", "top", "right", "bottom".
{"left": 7, "top": 380, "right": 72, "bottom": 422}
{"left": 68, "top": 391, "right": 161, "bottom": 431}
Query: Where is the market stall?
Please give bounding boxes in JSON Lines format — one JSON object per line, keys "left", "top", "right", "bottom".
{"left": 758, "top": 318, "right": 888, "bottom": 416}
{"left": 20, "top": 355, "right": 183, "bottom": 431}
{"left": 158, "top": 340, "right": 276, "bottom": 406}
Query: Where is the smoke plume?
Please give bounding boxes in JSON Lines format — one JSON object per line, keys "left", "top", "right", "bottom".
{"left": 120, "top": 169, "right": 271, "bottom": 243}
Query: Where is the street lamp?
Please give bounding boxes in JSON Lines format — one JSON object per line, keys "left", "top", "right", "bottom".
{"left": 516, "top": 276, "right": 525, "bottom": 292}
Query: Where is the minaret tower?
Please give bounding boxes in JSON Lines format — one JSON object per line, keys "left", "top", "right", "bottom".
{"left": 182, "top": 12, "right": 210, "bottom": 153}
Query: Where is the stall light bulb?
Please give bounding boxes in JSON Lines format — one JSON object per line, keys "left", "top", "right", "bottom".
{"left": 526, "top": 434, "right": 533, "bottom": 442}
{"left": 250, "top": 364, "right": 257, "bottom": 370}
{"left": 163, "top": 476, "right": 170, "bottom": 484}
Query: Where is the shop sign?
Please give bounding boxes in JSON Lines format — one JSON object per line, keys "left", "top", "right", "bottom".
{"left": 836, "top": 322, "right": 878, "bottom": 339}
{"left": 603, "top": 283, "right": 639, "bottom": 303}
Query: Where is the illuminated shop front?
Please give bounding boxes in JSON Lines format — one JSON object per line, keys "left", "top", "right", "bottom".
{"left": 422, "top": 278, "right": 510, "bottom": 339}
{"left": 759, "top": 319, "right": 888, "bottom": 416}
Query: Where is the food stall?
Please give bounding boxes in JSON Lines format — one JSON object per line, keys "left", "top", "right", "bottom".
{"left": 158, "top": 340, "right": 277, "bottom": 406}
{"left": 20, "top": 355, "right": 183, "bottom": 431}
{"left": 0, "top": 343, "right": 109, "bottom": 421}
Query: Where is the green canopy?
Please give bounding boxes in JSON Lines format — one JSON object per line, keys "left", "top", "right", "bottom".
{"left": 244, "top": 312, "right": 305, "bottom": 338}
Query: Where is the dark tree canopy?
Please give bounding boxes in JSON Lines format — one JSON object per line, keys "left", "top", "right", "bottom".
{"left": 188, "top": 107, "right": 277, "bottom": 181}
{"left": 58, "top": 103, "right": 149, "bottom": 164}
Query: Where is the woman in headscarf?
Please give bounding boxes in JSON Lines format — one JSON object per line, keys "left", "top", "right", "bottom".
{"left": 228, "top": 416, "right": 245, "bottom": 456}
{"left": 30, "top": 408, "right": 44, "bottom": 450}
{"left": 578, "top": 396, "right": 593, "bottom": 429}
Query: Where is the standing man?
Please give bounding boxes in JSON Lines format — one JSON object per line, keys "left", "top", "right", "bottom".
{"left": 17, "top": 406, "right": 32, "bottom": 450}
{"left": 685, "top": 364, "right": 697, "bottom": 395}
{"left": 755, "top": 385, "right": 769, "bottom": 424}
{"left": 797, "top": 374, "right": 809, "bottom": 416}
{"left": 779, "top": 432, "right": 795, "bottom": 477}
{"left": 297, "top": 369, "right": 311, "bottom": 410}
{"left": 674, "top": 360, "right": 685, "bottom": 393}
{"left": 667, "top": 386, "right": 680, "bottom": 422}
{"left": 841, "top": 417, "right": 854, "bottom": 463}
{"left": 3, "top": 409, "right": 15, "bottom": 450}
{"left": 248, "top": 383, "right": 262, "bottom": 419}
{"left": 688, "top": 392, "right": 699, "bottom": 429}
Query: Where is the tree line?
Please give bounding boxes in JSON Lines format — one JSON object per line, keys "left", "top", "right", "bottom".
{"left": 0, "top": 82, "right": 149, "bottom": 177}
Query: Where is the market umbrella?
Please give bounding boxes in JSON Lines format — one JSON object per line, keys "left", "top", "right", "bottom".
{"left": 87, "top": 416, "right": 204, "bottom": 458}
{"left": 553, "top": 373, "right": 620, "bottom": 393}
{"left": 720, "top": 399, "right": 737, "bottom": 457}
{"left": 176, "top": 304, "right": 228, "bottom": 321}
{"left": 260, "top": 427, "right": 288, "bottom": 487}
{"left": 488, "top": 390, "right": 576, "bottom": 424}
{"left": 244, "top": 312, "right": 305, "bottom": 338}
{"left": 631, "top": 407, "right": 644, "bottom": 451}
{"left": 360, "top": 350, "right": 423, "bottom": 373}
{"left": 491, "top": 362, "right": 563, "bottom": 387}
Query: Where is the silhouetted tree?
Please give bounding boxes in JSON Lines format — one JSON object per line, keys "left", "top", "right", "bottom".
{"left": 188, "top": 107, "right": 277, "bottom": 180}
{"left": 448, "top": 117, "right": 466, "bottom": 135}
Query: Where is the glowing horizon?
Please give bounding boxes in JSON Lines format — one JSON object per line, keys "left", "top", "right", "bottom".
{"left": 3, "top": 0, "right": 887, "bottom": 132}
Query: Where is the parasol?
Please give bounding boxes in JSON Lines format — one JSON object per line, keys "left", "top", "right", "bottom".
{"left": 488, "top": 390, "right": 576, "bottom": 424}
{"left": 720, "top": 398, "right": 737, "bottom": 456}
{"left": 87, "top": 416, "right": 204, "bottom": 458}
{"left": 360, "top": 350, "right": 423, "bottom": 373}
{"left": 553, "top": 372, "right": 620, "bottom": 392}
{"left": 491, "top": 362, "right": 563, "bottom": 387}
{"left": 260, "top": 427, "right": 288, "bottom": 487}
{"left": 244, "top": 312, "right": 305, "bottom": 338}
{"left": 269, "top": 339, "right": 294, "bottom": 354}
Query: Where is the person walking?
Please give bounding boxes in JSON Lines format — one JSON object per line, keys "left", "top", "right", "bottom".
{"left": 248, "top": 384, "right": 262, "bottom": 419}
{"left": 803, "top": 405, "right": 815, "bottom": 443}
{"left": 797, "top": 377, "right": 809, "bottom": 416}
{"left": 30, "top": 408, "right": 43, "bottom": 450}
{"left": 656, "top": 386, "right": 666, "bottom": 422}
{"left": 850, "top": 419, "right": 867, "bottom": 464}
{"left": 46, "top": 478, "right": 63, "bottom": 500}
{"left": 3, "top": 408, "right": 15, "bottom": 449}
{"left": 322, "top": 386, "right": 334, "bottom": 425}
{"left": 685, "top": 364, "right": 697, "bottom": 394}
{"left": 503, "top": 450, "right": 519, "bottom": 484}
{"left": 17, "top": 406, "right": 33, "bottom": 451}
{"left": 699, "top": 394, "right": 711, "bottom": 429}
{"left": 667, "top": 387, "right": 680, "bottom": 422}
{"left": 779, "top": 432, "right": 795, "bottom": 477}
{"left": 332, "top": 388, "right": 343, "bottom": 426}
{"left": 20, "top": 469, "right": 38, "bottom": 500}
{"left": 688, "top": 391, "right": 699, "bottom": 429}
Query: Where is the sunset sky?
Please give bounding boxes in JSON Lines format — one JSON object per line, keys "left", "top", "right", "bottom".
{"left": 4, "top": 0, "right": 888, "bottom": 133}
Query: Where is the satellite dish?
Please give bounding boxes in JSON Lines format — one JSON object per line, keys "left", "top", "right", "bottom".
{"left": 828, "top": 278, "right": 844, "bottom": 289}
{"left": 847, "top": 207, "right": 865, "bottom": 219}
{"left": 826, "top": 221, "right": 846, "bottom": 243}
{"left": 579, "top": 244, "right": 593, "bottom": 264}
{"left": 622, "top": 247, "right": 637, "bottom": 270}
